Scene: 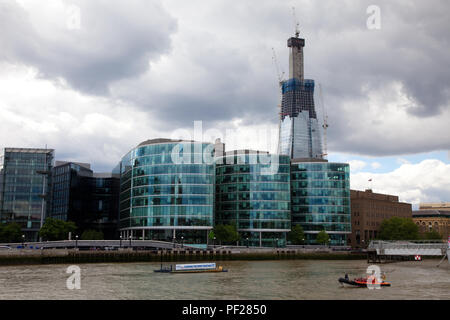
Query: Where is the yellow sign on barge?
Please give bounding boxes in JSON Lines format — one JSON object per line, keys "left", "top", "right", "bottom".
{"left": 154, "top": 263, "right": 228, "bottom": 273}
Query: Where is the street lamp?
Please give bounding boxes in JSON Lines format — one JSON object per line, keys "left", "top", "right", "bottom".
{"left": 213, "top": 237, "right": 216, "bottom": 249}
{"left": 22, "top": 234, "right": 25, "bottom": 248}
{"left": 173, "top": 236, "right": 176, "bottom": 248}
{"left": 36, "top": 169, "right": 50, "bottom": 242}
{"left": 276, "top": 238, "right": 279, "bottom": 248}
{"left": 129, "top": 235, "right": 132, "bottom": 248}
{"left": 246, "top": 237, "right": 249, "bottom": 248}
{"left": 119, "top": 235, "right": 122, "bottom": 248}
{"left": 75, "top": 235, "right": 78, "bottom": 249}
{"left": 181, "top": 236, "right": 184, "bottom": 248}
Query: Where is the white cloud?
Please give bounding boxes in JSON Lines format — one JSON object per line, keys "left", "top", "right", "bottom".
{"left": 351, "top": 159, "right": 450, "bottom": 205}
{"left": 371, "top": 162, "right": 382, "bottom": 169}
{"left": 348, "top": 160, "right": 367, "bottom": 172}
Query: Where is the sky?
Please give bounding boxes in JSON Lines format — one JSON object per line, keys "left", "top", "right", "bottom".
{"left": 0, "top": 0, "right": 449, "bottom": 207}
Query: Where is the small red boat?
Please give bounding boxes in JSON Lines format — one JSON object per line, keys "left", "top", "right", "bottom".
{"left": 339, "top": 276, "right": 391, "bottom": 288}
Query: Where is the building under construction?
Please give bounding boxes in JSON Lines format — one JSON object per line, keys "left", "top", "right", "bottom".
{"left": 278, "top": 33, "right": 323, "bottom": 159}
{"left": 276, "top": 27, "right": 352, "bottom": 246}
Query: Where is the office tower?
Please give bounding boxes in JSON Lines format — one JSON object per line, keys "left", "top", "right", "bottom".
{"left": 50, "top": 161, "right": 120, "bottom": 239}
{"left": 0, "top": 148, "right": 54, "bottom": 241}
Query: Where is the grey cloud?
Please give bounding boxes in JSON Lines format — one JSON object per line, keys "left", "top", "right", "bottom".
{"left": 0, "top": 0, "right": 176, "bottom": 95}
{"left": 1, "top": 0, "right": 449, "bottom": 160}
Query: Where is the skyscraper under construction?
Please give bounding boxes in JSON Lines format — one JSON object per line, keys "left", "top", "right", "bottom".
{"left": 278, "top": 33, "right": 323, "bottom": 159}
{"left": 277, "top": 29, "right": 351, "bottom": 246}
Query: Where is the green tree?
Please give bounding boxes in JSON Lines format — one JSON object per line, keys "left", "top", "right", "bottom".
{"left": 39, "top": 218, "right": 76, "bottom": 241}
{"left": 316, "top": 230, "right": 330, "bottom": 245}
{"left": 378, "top": 217, "right": 419, "bottom": 240}
{"left": 214, "top": 224, "right": 240, "bottom": 245}
{"left": 0, "top": 223, "right": 22, "bottom": 243}
{"left": 207, "top": 230, "right": 215, "bottom": 245}
{"left": 81, "top": 230, "right": 104, "bottom": 240}
{"left": 422, "top": 230, "right": 442, "bottom": 240}
{"left": 287, "top": 225, "right": 305, "bottom": 245}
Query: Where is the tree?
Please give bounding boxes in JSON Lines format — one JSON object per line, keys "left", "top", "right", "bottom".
{"left": 81, "top": 230, "right": 104, "bottom": 240}
{"left": 214, "top": 224, "right": 240, "bottom": 244}
{"left": 316, "top": 230, "right": 330, "bottom": 245}
{"left": 207, "top": 230, "right": 215, "bottom": 245}
{"left": 422, "top": 230, "right": 442, "bottom": 240}
{"left": 0, "top": 223, "right": 22, "bottom": 243}
{"left": 39, "top": 218, "right": 77, "bottom": 241}
{"left": 378, "top": 217, "right": 419, "bottom": 240}
{"left": 287, "top": 225, "right": 305, "bottom": 245}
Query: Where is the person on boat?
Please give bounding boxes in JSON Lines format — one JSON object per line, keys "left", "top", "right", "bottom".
{"left": 344, "top": 273, "right": 349, "bottom": 281}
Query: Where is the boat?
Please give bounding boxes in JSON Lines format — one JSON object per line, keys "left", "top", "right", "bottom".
{"left": 338, "top": 276, "right": 391, "bottom": 288}
{"left": 154, "top": 262, "right": 228, "bottom": 273}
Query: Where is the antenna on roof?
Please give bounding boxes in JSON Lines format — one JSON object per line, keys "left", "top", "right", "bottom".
{"left": 292, "top": 7, "right": 300, "bottom": 38}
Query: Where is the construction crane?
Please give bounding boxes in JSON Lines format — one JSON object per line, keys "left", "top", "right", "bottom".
{"left": 318, "top": 84, "right": 329, "bottom": 159}
{"left": 271, "top": 47, "right": 285, "bottom": 84}
{"left": 272, "top": 47, "right": 285, "bottom": 154}
{"left": 292, "top": 7, "right": 300, "bottom": 38}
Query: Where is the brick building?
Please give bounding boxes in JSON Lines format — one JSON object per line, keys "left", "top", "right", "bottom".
{"left": 349, "top": 189, "right": 412, "bottom": 248}
{"left": 413, "top": 203, "right": 450, "bottom": 240}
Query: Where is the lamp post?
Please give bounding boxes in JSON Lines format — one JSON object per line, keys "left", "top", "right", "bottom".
{"left": 173, "top": 236, "right": 176, "bottom": 248}
{"left": 36, "top": 169, "right": 50, "bottom": 242}
{"left": 129, "top": 235, "right": 132, "bottom": 248}
{"left": 276, "top": 238, "right": 279, "bottom": 248}
{"left": 246, "top": 237, "right": 249, "bottom": 248}
{"left": 119, "top": 235, "right": 122, "bottom": 248}
{"left": 75, "top": 235, "right": 78, "bottom": 249}
{"left": 22, "top": 234, "right": 25, "bottom": 248}
{"left": 181, "top": 236, "right": 184, "bottom": 248}
{"left": 213, "top": 237, "right": 216, "bottom": 249}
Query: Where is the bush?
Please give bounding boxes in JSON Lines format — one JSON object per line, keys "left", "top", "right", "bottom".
{"left": 214, "top": 224, "right": 240, "bottom": 244}
{"left": 378, "top": 217, "right": 419, "bottom": 240}
{"left": 316, "top": 230, "right": 330, "bottom": 245}
{"left": 0, "top": 223, "right": 22, "bottom": 243}
{"left": 39, "top": 218, "right": 76, "bottom": 241}
{"left": 421, "top": 230, "right": 442, "bottom": 240}
{"left": 288, "top": 225, "right": 305, "bottom": 245}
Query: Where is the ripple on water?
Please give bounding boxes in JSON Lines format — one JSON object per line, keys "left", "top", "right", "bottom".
{"left": 0, "top": 260, "right": 448, "bottom": 300}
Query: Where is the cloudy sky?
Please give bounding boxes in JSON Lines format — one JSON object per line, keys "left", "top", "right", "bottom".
{"left": 0, "top": 0, "right": 449, "bottom": 206}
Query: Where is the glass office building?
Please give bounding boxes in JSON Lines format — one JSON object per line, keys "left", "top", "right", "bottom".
{"left": 51, "top": 162, "right": 120, "bottom": 239}
{"left": 215, "top": 151, "right": 291, "bottom": 247}
{"left": 291, "top": 161, "right": 351, "bottom": 245}
{"left": 118, "top": 139, "right": 214, "bottom": 244}
{"left": 0, "top": 148, "right": 54, "bottom": 241}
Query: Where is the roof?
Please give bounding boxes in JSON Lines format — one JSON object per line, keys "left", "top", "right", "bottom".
{"left": 137, "top": 138, "right": 201, "bottom": 147}
{"left": 4, "top": 148, "right": 54, "bottom": 154}
{"left": 412, "top": 210, "right": 450, "bottom": 218}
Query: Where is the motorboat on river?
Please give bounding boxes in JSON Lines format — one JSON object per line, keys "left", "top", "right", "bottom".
{"left": 338, "top": 274, "right": 391, "bottom": 288}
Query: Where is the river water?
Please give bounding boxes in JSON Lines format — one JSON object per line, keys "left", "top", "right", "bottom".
{"left": 0, "top": 259, "right": 448, "bottom": 300}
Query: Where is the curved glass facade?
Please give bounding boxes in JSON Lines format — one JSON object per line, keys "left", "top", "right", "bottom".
{"left": 215, "top": 153, "right": 291, "bottom": 247}
{"left": 119, "top": 140, "right": 214, "bottom": 244}
{"left": 291, "top": 161, "right": 351, "bottom": 245}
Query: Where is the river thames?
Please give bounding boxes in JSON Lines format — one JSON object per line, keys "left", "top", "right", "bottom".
{"left": 0, "top": 259, "right": 448, "bottom": 300}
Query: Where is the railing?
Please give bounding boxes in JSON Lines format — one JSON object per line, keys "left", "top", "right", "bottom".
{"left": 368, "top": 240, "right": 447, "bottom": 256}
